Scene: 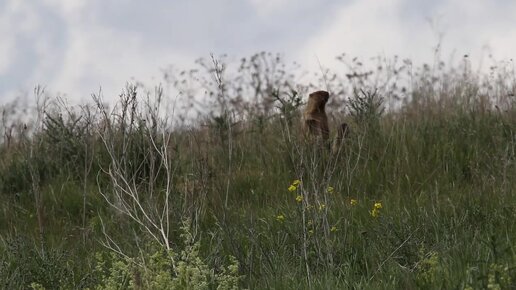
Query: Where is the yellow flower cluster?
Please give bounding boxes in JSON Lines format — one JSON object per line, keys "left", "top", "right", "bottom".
{"left": 276, "top": 213, "right": 285, "bottom": 222}
{"left": 288, "top": 179, "right": 301, "bottom": 192}
{"left": 370, "top": 202, "right": 382, "bottom": 218}
{"left": 350, "top": 199, "right": 358, "bottom": 206}
{"left": 288, "top": 179, "right": 304, "bottom": 204}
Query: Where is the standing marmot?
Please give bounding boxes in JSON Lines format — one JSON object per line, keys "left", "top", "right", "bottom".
{"left": 303, "top": 90, "right": 330, "bottom": 141}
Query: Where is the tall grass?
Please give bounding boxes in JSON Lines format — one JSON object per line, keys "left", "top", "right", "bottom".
{"left": 0, "top": 52, "right": 514, "bottom": 289}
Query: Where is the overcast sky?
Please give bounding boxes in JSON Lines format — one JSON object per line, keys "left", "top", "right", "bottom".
{"left": 1, "top": 0, "right": 515, "bottom": 103}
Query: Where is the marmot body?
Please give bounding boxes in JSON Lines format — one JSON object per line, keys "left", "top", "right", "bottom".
{"left": 303, "top": 90, "right": 330, "bottom": 141}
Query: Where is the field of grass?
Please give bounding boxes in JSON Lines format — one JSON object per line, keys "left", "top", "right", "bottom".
{"left": 0, "top": 53, "right": 515, "bottom": 289}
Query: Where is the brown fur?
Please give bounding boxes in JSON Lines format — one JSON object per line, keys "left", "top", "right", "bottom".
{"left": 303, "top": 90, "right": 330, "bottom": 141}
{"left": 332, "top": 122, "right": 349, "bottom": 154}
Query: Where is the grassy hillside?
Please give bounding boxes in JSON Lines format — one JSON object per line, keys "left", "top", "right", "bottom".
{"left": 0, "top": 53, "right": 515, "bottom": 289}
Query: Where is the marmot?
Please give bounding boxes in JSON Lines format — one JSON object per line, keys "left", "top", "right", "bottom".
{"left": 303, "top": 90, "right": 330, "bottom": 141}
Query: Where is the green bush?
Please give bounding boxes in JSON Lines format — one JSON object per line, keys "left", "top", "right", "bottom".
{"left": 94, "top": 222, "right": 242, "bottom": 290}
{"left": 0, "top": 236, "right": 76, "bottom": 289}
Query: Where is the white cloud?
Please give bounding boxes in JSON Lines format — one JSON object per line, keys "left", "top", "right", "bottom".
{"left": 1, "top": 0, "right": 515, "bottom": 104}
{"left": 41, "top": 0, "right": 87, "bottom": 16}
{"left": 0, "top": 0, "right": 53, "bottom": 100}
{"left": 0, "top": 0, "right": 37, "bottom": 73}
{"left": 298, "top": 0, "right": 516, "bottom": 73}
{"left": 297, "top": 0, "right": 436, "bottom": 71}
{"left": 4, "top": 0, "right": 42, "bottom": 33}
{"left": 0, "top": 33, "right": 14, "bottom": 74}
{"left": 434, "top": 0, "right": 516, "bottom": 61}
{"left": 248, "top": 0, "right": 294, "bottom": 15}
{"left": 49, "top": 22, "right": 195, "bottom": 101}
{"left": 0, "top": 0, "right": 197, "bottom": 102}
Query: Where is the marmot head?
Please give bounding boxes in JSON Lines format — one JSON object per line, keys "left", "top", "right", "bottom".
{"left": 308, "top": 91, "right": 330, "bottom": 111}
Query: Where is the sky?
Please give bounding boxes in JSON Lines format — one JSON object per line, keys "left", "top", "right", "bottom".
{"left": 1, "top": 0, "right": 515, "bottom": 104}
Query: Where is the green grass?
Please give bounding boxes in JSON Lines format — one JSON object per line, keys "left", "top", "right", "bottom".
{"left": 0, "top": 53, "right": 515, "bottom": 289}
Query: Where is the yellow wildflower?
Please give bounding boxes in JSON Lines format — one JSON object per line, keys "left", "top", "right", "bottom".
{"left": 327, "top": 186, "right": 334, "bottom": 193}
{"left": 308, "top": 229, "right": 314, "bottom": 235}
{"left": 350, "top": 199, "right": 358, "bottom": 206}
{"left": 288, "top": 185, "right": 297, "bottom": 192}
{"left": 370, "top": 208, "right": 380, "bottom": 218}
{"left": 374, "top": 202, "right": 382, "bottom": 209}
{"left": 318, "top": 204, "right": 326, "bottom": 211}
{"left": 292, "top": 179, "right": 301, "bottom": 186}
{"left": 276, "top": 214, "right": 285, "bottom": 222}
{"left": 330, "top": 226, "right": 338, "bottom": 232}
{"left": 295, "top": 195, "right": 303, "bottom": 203}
